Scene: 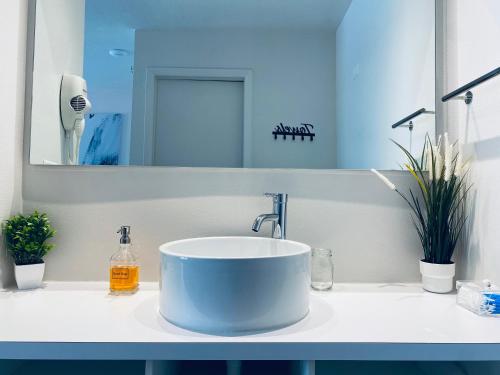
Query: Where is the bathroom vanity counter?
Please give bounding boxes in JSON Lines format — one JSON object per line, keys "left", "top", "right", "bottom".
{"left": 1, "top": 282, "right": 499, "bottom": 361}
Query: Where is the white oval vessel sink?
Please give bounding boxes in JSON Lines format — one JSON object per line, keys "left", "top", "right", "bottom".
{"left": 159, "top": 237, "right": 311, "bottom": 335}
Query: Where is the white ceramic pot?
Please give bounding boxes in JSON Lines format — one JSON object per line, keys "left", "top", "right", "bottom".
{"left": 420, "top": 260, "right": 455, "bottom": 293}
{"left": 14, "top": 263, "right": 45, "bottom": 290}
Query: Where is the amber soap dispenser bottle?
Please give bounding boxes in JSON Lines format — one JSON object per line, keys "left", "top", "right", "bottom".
{"left": 110, "top": 226, "right": 139, "bottom": 294}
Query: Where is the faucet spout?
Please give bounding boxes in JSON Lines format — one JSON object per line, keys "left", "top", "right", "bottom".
{"left": 251, "top": 193, "right": 288, "bottom": 240}
{"left": 252, "top": 213, "right": 279, "bottom": 233}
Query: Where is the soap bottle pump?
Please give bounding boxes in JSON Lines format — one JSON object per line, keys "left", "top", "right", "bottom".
{"left": 109, "top": 226, "right": 139, "bottom": 294}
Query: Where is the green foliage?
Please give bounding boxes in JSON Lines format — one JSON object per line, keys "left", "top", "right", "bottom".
{"left": 2, "top": 211, "right": 56, "bottom": 265}
{"left": 393, "top": 135, "right": 471, "bottom": 264}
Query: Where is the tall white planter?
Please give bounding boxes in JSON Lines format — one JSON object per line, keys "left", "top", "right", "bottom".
{"left": 14, "top": 263, "right": 45, "bottom": 290}
{"left": 420, "top": 260, "right": 455, "bottom": 293}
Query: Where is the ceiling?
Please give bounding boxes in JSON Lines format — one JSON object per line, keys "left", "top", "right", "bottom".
{"left": 85, "top": 0, "right": 353, "bottom": 32}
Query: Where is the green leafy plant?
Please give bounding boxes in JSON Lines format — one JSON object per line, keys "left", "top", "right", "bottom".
{"left": 2, "top": 211, "right": 56, "bottom": 265}
{"left": 372, "top": 134, "right": 471, "bottom": 264}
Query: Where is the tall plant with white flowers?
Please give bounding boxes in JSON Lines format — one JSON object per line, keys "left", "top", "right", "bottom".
{"left": 372, "top": 134, "right": 471, "bottom": 265}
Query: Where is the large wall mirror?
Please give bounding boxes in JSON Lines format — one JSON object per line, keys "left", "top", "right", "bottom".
{"left": 28, "top": 0, "right": 436, "bottom": 169}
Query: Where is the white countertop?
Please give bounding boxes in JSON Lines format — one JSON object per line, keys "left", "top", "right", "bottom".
{"left": 1, "top": 282, "right": 499, "bottom": 361}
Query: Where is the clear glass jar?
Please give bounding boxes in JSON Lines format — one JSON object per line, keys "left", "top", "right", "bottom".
{"left": 311, "top": 248, "right": 333, "bottom": 290}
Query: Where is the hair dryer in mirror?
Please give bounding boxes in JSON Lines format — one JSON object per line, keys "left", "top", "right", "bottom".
{"left": 60, "top": 74, "right": 92, "bottom": 165}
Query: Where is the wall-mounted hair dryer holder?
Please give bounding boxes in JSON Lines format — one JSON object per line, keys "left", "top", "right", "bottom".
{"left": 60, "top": 74, "right": 92, "bottom": 165}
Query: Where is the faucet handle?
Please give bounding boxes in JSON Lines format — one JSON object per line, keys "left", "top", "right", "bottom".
{"left": 264, "top": 192, "right": 288, "bottom": 202}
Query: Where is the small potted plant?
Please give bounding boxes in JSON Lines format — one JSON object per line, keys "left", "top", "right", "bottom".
{"left": 372, "top": 134, "right": 470, "bottom": 293}
{"left": 2, "top": 211, "right": 56, "bottom": 290}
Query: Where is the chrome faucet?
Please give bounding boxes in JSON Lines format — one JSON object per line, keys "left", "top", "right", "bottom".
{"left": 252, "top": 193, "right": 288, "bottom": 240}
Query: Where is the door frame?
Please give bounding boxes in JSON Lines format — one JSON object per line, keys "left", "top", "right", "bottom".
{"left": 143, "top": 67, "right": 253, "bottom": 167}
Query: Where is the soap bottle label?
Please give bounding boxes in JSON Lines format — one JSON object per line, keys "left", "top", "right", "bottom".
{"left": 111, "top": 267, "right": 130, "bottom": 280}
{"left": 110, "top": 266, "right": 139, "bottom": 292}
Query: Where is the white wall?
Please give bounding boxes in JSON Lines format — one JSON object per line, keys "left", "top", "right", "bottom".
{"left": 23, "top": 168, "right": 423, "bottom": 283}
{"left": 445, "top": 0, "right": 500, "bottom": 283}
{"left": 29, "top": 0, "right": 85, "bottom": 165}
{"left": 131, "top": 29, "right": 337, "bottom": 169}
{"left": 336, "top": 0, "right": 435, "bottom": 169}
{"left": 0, "top": 0, "right": 27, "bottom": 288}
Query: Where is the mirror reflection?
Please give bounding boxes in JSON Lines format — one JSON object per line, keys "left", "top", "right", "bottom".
{"left": 29, "top": 0, "right": 435, "bottom": 169}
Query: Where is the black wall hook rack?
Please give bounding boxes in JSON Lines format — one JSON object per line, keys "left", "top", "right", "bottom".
{"left": 442, "top": 66, "right": 500, "bottom": 104}
{"left": 273, "top": 123, "right": 315, "bottom": 141}
{"left": 391, "top": 108, "right": 435, "bottom": 129}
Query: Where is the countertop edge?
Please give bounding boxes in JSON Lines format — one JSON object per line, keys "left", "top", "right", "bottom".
{"left": 2, "top": 342, "right": 500, "bottom": 361}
